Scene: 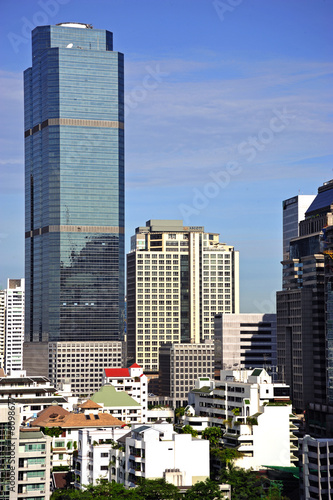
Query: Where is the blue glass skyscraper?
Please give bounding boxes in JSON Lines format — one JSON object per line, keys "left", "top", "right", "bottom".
{"left": 24, "top": 23, "right": 124, "bottom": 344}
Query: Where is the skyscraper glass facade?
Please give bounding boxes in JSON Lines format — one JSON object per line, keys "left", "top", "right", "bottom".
{"left": 24, "top": 24, "right": 124, "bottom": 342}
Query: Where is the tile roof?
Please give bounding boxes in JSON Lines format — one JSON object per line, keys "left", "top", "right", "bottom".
{"left": 104, "top": 368, "right": 130, "bottom": 378}
{"left": 78, "top": 399, "right": 102, "bottom": 409}
{"left": 33, "top": 406, "right": 124, "bottom": 428}
{"left": 91, "top": 385, "right": 141, "bottom": 407}
{"left": 35, "top": 405, "right": 70, "bottom": 422}
{"left": 130, "top": 363, "right": 141, "bottom": 368}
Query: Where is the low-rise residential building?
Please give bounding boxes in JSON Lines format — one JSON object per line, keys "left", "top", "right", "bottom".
{"left": 73, "top": 427, "right": 130, "bottom": 488}
{"left": 102, "top": 363, "right": 148, "bottom": 421}
{"left": 90, "top": 384, "right": 144, "bottom": 424}
{"left": 0, "top": 370, "right": 69, "bottom": 424}
{"left": 190, "top": 369, "right": 298, "bottom": 470}
{"left": 109, "top": 422, "right": 210, "bottom": 488}
{"left": 299, "top": 435, "right": 333, "bottom": 500}
{"left": 32, "top": 404, "right": 125, "bottom": 468}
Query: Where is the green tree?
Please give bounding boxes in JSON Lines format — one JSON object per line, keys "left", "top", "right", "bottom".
{"left": 219, "top": 465, "right": 263, "bottom": 500}
{"left": 202, "top": 426, "right": 223, "bottom": 447}
{"left": 51, "top": 480, "right": 140, "bottom": 499}
{"left": 212, "top": 447, "right": 242, "bottom": 467}
{"left": 181, "top": 425, "right": 198, "bottom": 437}
{"left": 184, "top": 478, "right": 224, "bottom": 499}
{"left": 175, "top": 407, "right": 185, "bottom": 422}
{"left": 136, "top": 478, "right": 180, "bottom": 499}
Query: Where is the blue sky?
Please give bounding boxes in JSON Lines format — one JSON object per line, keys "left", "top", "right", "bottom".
{"left": 0, "top": 0, "right": 332, "bottom": 312}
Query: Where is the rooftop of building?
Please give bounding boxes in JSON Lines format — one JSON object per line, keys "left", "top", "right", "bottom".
{"left": 305, "top": 179, "right": 333, "bottom": 217}
{"left": 78, "top": 399, "right": 102, "bottom": 409}
{"left": 91, "top": 384, "right": 141, "bottom": 407}
{"left": 33, "top": 404, "right": 124, "bottom": 428}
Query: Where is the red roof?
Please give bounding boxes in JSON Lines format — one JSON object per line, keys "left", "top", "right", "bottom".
{"left": 130, "top": 363, "right": 141, "bottom": 368}
{"left": 104, "top": 368, "right": 130, "bottom": 377}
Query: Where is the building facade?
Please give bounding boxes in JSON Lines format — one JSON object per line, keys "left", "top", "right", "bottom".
{"left": 214, "top": 313, "right": 277, "bottom": 374}
{"left": 299, "top": 435, "right": 333, "bottom": 500}
{"left": 282, "top": 195, "right": 315, "bottom": 260}
{"left": 4, "top": 279, "right": 25, "bottom": 374}
{"left": 23, "top": 23, "right": 125, "bottom": 381}
{"left": 159, "top": 341, "right": 214, "bottom": 406}
{"left": 0, "top": 290, "right": 6, "bottom": 370}
{"left": 277, "top": 181, "right": 333, "bottom": 412}
{"left": 127, "top": 220, "right": 239, "bottom": 372}
{"left": 190, "top": 369, "right": 297, "bottom": 471}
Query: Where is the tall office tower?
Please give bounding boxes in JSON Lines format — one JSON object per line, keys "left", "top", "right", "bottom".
{"left": 214, "top": 313, "right": 277, "bottom": 374}
{"left": 127, "top": 220, "right": 239, "bottom": 372}
{"left": 0, "top": 291, "right": 5, "bottom": 369}
{"left": 23, "top": 23, "right": 124, "bottom": 383}
{"left": 5, "top": 279, "right": 25, "bottom": 374}
{"left": 277, "top": 180, "right": 333, "bottom": 414}
{"left": 282, "top": 195, "right": 315, "bottom": 260}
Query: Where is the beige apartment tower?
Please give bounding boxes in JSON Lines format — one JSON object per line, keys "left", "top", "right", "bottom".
{"left": 127, "top": 220, "right": 239, "bottom": 372}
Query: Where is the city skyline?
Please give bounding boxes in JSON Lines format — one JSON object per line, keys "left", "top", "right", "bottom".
{"left": 0, "top": 0, "right": 332, "bottom": 312}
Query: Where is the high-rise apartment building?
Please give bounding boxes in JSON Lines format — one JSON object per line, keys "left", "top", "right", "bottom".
{"left": 277, "top": 181, "right": 333, "bottom": 413}
{"left": 0, "top": 291, "right": 5, "bottom": 369}
{"left": 23, "top": 23, "right": 124, "bottom": 384}
{"left": 5, "top": 279, "right": 25, "bottom": 374}
{"left": 127, "top": 220, "right": 239, "bottom": 372}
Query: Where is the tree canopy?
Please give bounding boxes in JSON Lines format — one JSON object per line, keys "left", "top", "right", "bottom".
{"left": 201, "top": 426, "right": 223, "bottom": 447}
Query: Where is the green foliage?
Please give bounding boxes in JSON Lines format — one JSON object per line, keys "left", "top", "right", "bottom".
{"left": 213, "top": 447, "right": 243, "bottom": 466}
{"left": 231, "top": 408, "right": 240, "bottom": 416}
{"left": 246, "top": 417, "right": 258, "bottom": 426}
{"left": 73, "top": 441, "right": 77, "bottom": 450}
{"left": 175, "top": 407, "right": 185, "bottom": 418}
{"left": 181, "top": 425, "right": 198, "bottom": 437}
{"left": 136, "top": 478, "right": 180, "bottom": 499}
{"left": 219, "top": 465, "right": 263, "bottom": 500}
{"left": 52, "top": 465, "right": 70, "bottom": 472}
{"left": 184, "top": 478, "right": 224, "bottom": 499}
{"left": 51, "top": 480, "right": 139, "bottom": 499}
{"left": 44, "top": 426, "right": 63, "bottom": 438}
{"left": 202, "top": 426, "right": 223, "bottom": 447}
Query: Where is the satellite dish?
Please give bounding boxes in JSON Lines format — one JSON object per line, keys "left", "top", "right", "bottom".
{"left": 66, "top": 43, "right": 73, "bottom": 48}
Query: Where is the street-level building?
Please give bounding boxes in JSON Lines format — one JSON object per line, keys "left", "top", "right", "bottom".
{"left": 108, "top": 422, "right": 210, "bottom": 488}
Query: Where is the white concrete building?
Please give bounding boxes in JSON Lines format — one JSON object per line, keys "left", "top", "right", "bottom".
{"left": 190, "top": 369, "right": 298, "bottom": 470}
{"left": 214, "top": 313, "right": 277, "bottom": 373}
{"left": 127, "top": 220, "right": 239, "bottom": 372}
{"left": 0, "top": 290, "right": 5, "bottom": 369}
{"left": 5, "top": 279, "right": 25, "bottom": 373}
{"left": 102, "top": 363, "right": 148, "bottom": 421}
{"left": 299, "top": 435, "right": 333, "bottom": 500}
{"left": 74, "top": 427, "right": 130, "bottom": 488}
{"left": 109, "top": 422, "right": 210, "bottom": 488}
{"left": 0, "top": 370, "right": 69, "bottom": 424}
{"left": 90, "top": 384, "right": 144, "bottom": 424}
